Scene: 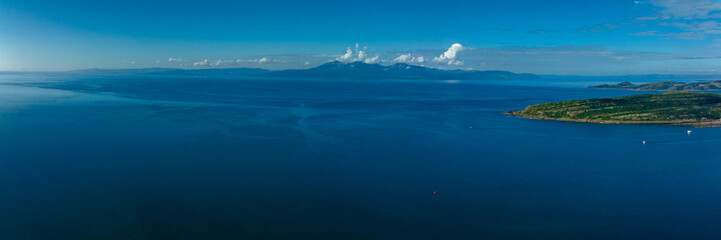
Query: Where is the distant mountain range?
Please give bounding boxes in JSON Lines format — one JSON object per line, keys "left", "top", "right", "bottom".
{"left": 13, "top": 66, "right": 721, "bottom": 82}
{"left": 264, "top": 61, "right": 538, "bottom": 80}
{"left": 69, "top": 61, "right": 539, "bottom": 80}
{"left": 591, "top": 81, "right": 721, "bottom": 91}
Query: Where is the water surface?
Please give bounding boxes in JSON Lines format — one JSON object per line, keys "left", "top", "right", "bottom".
{"left": 1, "top": 74, "right": 720, "bottom": 239}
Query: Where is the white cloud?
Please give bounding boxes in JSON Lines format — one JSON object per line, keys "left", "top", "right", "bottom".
{"left": 364, "top": 55, "right": 379, "bottom": 64}
{"left": 235, "top": 57, "right": 278, "bottom": 64}
{"left": 339, "top": 47, "right": 354, "bottom": 61}
{"left": 210, "top": 59, "right": 234, "bottom": 66}
{"left": 304, "top": 61, "right": 311, "bottom": 65}
{"left": 393, "top": 53, "right": 425, "bottom": 63}
{"left": 357, "top": 50, "right": 367, "bottom": 60}
{"left": 168, "top": 58, "right": 184, "bottom": 62}
{"left": 395, "top": 54, "right": 411, "bottom": 62}
{"left": 336, "top": 43, "right": 380, "bottom": 63}
{"left": 193, "top": 59, "right": 209, "bottom": 66}
{"left": 156, "top": 60, "right": 161, "bottom": 64}
{"left": 433, "top": 43, "right": 464, "bottom": 65}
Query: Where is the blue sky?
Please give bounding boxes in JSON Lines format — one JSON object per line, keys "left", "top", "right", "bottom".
{"left": 3, "top": 0, "right": 721, "bottom": 75}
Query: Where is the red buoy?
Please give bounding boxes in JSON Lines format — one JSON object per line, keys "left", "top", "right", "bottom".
{"left": 433, "top": 191, "right": 437, "bottom": 195}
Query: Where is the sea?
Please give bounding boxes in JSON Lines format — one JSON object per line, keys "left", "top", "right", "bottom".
{"left": 1, "top": 73, "right": 720, "bottom": 239}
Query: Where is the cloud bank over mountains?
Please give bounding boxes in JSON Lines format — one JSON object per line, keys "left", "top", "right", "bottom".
{"left": 154, "top": 38, "right": 721, "bottom": 75}
{"left": 337, "top": 43, "right": 380, "bottom": 64}
{"left": 164, "top": 43, "right": 467, "bottom": 70}
{"left": 393, "top": 53, "right": 424, "bottom": 63}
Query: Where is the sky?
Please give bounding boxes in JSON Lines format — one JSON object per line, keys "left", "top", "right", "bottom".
{"left": 3, "top": 0, "right": 721, "bottom": 75}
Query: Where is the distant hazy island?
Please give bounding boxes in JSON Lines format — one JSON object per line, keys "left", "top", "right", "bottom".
{"left": 507, "top": 92, "right": 721, "bottom": 127}
{"left": 70, "top": 61, "right": 538, "bottom": 80}
{"left": 591, "top": 81, "right": 721, "bottom": 91}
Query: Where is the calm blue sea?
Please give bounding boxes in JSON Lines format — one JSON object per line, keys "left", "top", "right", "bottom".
{"left": 1, "top": 74, "right": 720, "bottom": 239}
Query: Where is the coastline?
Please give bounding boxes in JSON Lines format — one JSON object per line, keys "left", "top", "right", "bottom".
{"left": 505, "top": 110, "right": 721, "bottom": 128}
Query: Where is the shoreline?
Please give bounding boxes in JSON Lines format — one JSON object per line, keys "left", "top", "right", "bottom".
{"left": 505, "top": 111, "right": 721, "bottom": 128}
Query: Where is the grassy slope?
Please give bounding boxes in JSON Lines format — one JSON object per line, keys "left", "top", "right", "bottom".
{"left": 509, "top": 92, "right": 721, "bottom": 123}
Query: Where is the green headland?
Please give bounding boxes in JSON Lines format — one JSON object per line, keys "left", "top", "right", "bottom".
{"left": 590, "top": 80, "right": 721, "bottom": 91}
{"left": 507, "top": 92, "right": 721, "bottom": 127}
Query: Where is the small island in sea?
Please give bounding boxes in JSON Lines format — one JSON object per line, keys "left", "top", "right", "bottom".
{"left": 590, "top": 80, "right": 721, "bottom": 91}
{"left": 507, "top": 92, "right": 721, "bottom": 127}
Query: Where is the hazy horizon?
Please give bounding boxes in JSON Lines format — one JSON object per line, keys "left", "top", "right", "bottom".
{"left": 7, "top": 60, "right": 721, "bottom": 78}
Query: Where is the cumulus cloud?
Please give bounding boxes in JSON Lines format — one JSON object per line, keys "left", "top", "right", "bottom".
{"left": 433, "top": 43, "right": 464, "bottom": 65}
{"left": 357, "top": 50, "right": 367, "bottom": 60}
{"left": 394, "top": 54, "right": 411, "bottom": 62}
{"left": 364, "top": 55, "right": 379, "bottom": 63}
{"left": 258, "top": 57, "right": 269, "bottom": 64}
{"left": 168, "top": 58, "right": 184, "bottom": 62}
{"left": 336, "top": 43, "right": 379, "bottom": 63}
{"left": 393, "top": 53, "right": 425, "bottom": 63}
{"left": 339, "top": 47, "right": 354, "bottom": 61}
